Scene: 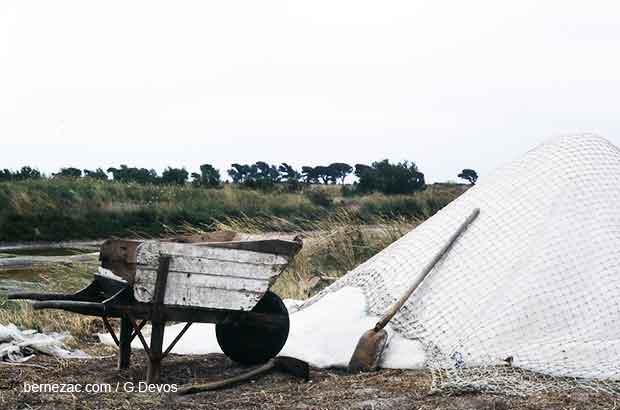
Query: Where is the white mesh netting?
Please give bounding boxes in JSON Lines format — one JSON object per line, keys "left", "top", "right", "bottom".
{"left": 303, "top": 134, "right": 620, "bottom": 395}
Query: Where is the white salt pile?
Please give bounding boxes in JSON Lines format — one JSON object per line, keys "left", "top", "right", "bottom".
{"left": 99, "top": 286, "right": 426, "bottom": 369}
{"left": 305, "top": 134, "right": 620, "bottom": 379}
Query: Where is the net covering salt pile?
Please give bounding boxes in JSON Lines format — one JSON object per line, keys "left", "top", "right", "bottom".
{"left": 304, "top": 134, "right": 620, "bottom": 395}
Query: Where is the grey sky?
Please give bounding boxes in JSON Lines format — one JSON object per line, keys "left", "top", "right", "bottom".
{"left": 1, "top": 1, "right": 619, "bottom": 182}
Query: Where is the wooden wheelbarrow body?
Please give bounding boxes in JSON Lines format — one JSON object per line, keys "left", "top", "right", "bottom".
{"left": 9, "top": 238, "right": 302, "bottom": 383}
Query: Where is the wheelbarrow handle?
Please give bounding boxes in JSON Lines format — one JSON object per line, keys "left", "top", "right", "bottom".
{"left": 7, "top": 279, "right": 106, "bottom": 302}
{"left": 33, "top": 300, "right": 107, "bottom": 316}
{"left": 8, "top": 292, "right": 93, "bottom": 302}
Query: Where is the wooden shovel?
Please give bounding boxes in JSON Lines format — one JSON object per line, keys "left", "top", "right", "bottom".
{"left": 348, "top": 208, "right": 480, "bottom": 373}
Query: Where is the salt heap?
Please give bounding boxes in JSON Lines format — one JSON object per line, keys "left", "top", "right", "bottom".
{"left": 308, "top": 134, "right": 620, "bottom": 379}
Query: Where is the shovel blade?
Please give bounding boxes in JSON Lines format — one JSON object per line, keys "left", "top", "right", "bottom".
{"left": 348, "top": 328, "right": 388, "bottom": 373}
{"left": 273, "top": 356, "right": 310, "bottom": 381}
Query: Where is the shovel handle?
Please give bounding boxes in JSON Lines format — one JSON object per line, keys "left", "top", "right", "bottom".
{"left": 176, "top": 360, "right": 276, "bottom": 395}
{"left": 374, "top": 208, "right": 480, "bottom": 331}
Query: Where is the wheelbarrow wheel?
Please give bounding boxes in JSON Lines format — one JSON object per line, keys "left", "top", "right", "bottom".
{"left": 216, "top": 291, "right": 290, "bottom": 365}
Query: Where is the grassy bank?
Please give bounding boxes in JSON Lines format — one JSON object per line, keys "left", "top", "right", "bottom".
{"left": 0, "top": 180, "right": 466, "bottom": 337}
{"left": 0, "top": 179, "right": 466, "bottom": 242}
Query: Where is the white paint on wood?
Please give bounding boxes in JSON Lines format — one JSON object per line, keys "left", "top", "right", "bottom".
{"left": 160, "top": 256, "right": 281, "bottom": 280}
{"left": 137, "top": 241, "right": 288, "bottom": 266}
{"left": 133, "top": 241, "right": 291, "bottom": 310}
{"left": 134, "top": 272, "right": 264, "bottom": 311}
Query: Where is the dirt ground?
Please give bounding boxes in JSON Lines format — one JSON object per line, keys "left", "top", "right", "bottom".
{"left": 0, "top": 346, "right": 616, "bottom": 410}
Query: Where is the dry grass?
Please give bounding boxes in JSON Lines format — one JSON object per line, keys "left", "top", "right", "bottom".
{"left": 0, "top": 262, "right": 102, "bottom": 341}
{"left": 214, "top": 209, "right": 418, "bottom": 300}
{"left": 0, "top": 300, "right": 100, "bottom": 343}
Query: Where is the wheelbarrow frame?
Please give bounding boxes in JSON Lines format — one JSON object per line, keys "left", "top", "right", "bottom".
{"left": 9, "top": 238, "right": 301, "bottom": 383}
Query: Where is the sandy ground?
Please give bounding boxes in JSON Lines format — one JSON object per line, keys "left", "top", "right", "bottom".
{"left": 0, "top": 346, "right": 616, "bottom": 410}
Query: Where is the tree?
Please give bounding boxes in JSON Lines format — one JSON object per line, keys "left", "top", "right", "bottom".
{"left": 327, "top": 163, "right": 353, "bottom": 184}
{"left": 16, "top": 166, "right": 42, "bottom": 180}
{"left": 229, "top": 162, "right": 280, "bottom": 189}
{"left": 146, "top": 169, "right": 159, "bottom": 184}
{"left": 161, "top": 167, "right": 189, "bottom": 185}
{"left": 301, "top": 166, "right": 319, "bottom": 184}
{"left": 355, "top": 160, "right": 426, "bottom": 194}
{"left": 278, "top": 163, "right": 300, "bottom": 182}
{"left": 228, "top": 163, "right": 251, "bottom": 183}
{"left": 377, "top": 160, "right": 425, "bottom": 194}
{"left": 300, "top": 164, "right": 352, "bottom": 185}
{"left": 355, "top": 163, "right": 377, "bottom": 193}
{"left": 254, "top": 161, "right": 275, "bottom": 181}
{"left": 313, "top": 166, "right": 332, "bottom": 184}
{"left": 83, "top": 168, "right": 108, "bottom": 180}
{"left": 54, "top": 167, "right": 82, "bottom": 178}
{"left": 251, "top": 161, "right": 280, "bottom": 189}
{"left": 106, "top": 166, "right": 122, "bottom": 180}
{"left": 0, "top": 169, "right": 12, "bottom": 182}
{"left": 107, "top": 165, "right": 158, "bottom": 184}
{"left": 279, "top": 163, "right": 302, "bottom": 192}
{"left": 192, "top": 164, "right": 221, "bottom": 187}
{"left": 458, "top": 169, "right": 478, "bottom": 185}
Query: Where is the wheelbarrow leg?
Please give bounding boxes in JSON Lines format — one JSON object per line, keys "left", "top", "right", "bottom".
{"left": 146, "top": 320, "right": 166, "bottom": 384}
{"left": 146, "top": 256, "right": 171, "bottom": 384}
{"left": 117, "top": 315, "right": 132, "bottom": 370}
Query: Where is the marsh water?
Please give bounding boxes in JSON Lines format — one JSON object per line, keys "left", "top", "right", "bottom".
{"left": 0, "top": 248, "right": 90, "bottom": 257}
{"left": 0, "top": 245, "right": 99, "bottom": 295}
{"left": 0, "top": 268, "right": 43, "bottom": 294}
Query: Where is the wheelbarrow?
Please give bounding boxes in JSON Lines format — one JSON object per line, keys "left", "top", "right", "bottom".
{"left": 9, "top": 238, "right": 302, "bottom": 383}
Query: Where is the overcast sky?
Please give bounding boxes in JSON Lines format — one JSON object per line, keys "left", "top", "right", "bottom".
{"left": 1, "top": 1, "right": 619, "bottom": 182}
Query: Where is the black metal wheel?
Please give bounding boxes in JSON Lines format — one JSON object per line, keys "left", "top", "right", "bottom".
{"left": 216, "top": 291, "right": 290, "bottom": 365}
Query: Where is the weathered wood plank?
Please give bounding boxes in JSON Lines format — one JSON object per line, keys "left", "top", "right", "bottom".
{"left": 134, "top": 271, "right": 264, "bottom": 310}
{"left": 137, "top": 241, "right": 289, "bottom": 266}
{"left": 197, "top": 239, "right": 302, "bottom": 257}
{"left": 135, "top": 270, "right": 271, "bottom": 300}
{"left": 133, "top": 240, "right": 292, "bottom": 310}
{"left": 172, "top": 231, "right": 237, "bottom": 243}
{"left": 138, "top": 256, "right": 283, "bottom": 280}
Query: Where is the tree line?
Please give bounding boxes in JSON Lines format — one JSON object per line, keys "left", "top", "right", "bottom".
{"left": 0, "top": 162, "right": 478, "bottom": 194}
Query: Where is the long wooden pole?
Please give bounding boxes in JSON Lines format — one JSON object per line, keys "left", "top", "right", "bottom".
{"left": 373, "top": 208, "right": 480, "bottom": 331}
